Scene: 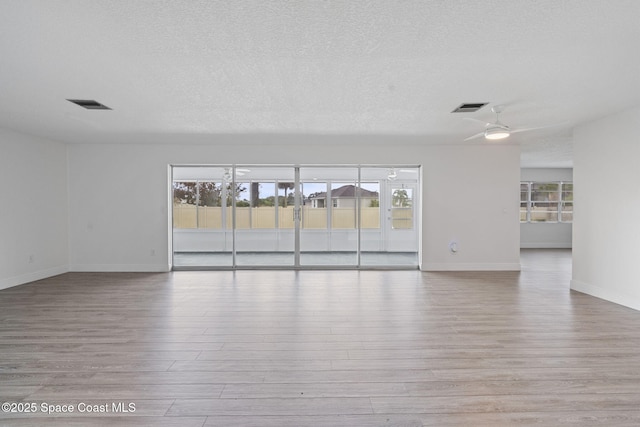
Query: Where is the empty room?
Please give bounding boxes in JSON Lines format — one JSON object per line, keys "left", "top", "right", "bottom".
{"left": 1, "top": 1, "right": 640, "bottom": 426}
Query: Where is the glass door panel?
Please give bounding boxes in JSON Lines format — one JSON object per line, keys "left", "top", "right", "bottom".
{"left": 277, "top": 181, "right": 296, "bottom": 229}
{"left": 391, "top": 187, "right": 413, "bottom": 229}
{"left": 358, "top": 167, "right": 384, "bottom": 265}
{"left": 234, "top": 166, "right": 295, "bottom": 267}
{"left": 172, "top": 166, "right": 232, "bottom": 267}
{"left": 360, "top": 167, "right": 419, "bottom": 267}
{"left": 384, "top": 173, "right": 419, "bottom": 266}
{"left": 300, "top": 167, "right": 358, "bottom": 266}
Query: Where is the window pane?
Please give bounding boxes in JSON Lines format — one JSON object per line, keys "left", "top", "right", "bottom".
{"left": 277, "top": 182, "right": 295, "bottom": 229}
{"left": 520, "top": 183, "right": 529, "bottom": 203}
{"left": 530, "top": 202, "right": 559, "bottom": 222}
{"left": 251, "top": 182, "right": 276, "bottom": 229}
{"left": 235, "top": 182, "right": 251, "bottom": 229}
{"left": 562, "top": 191, "right": 573, "bottom": 202}
{"left": 561, "top": 202, "right": 573, "bottom": 222}
{"left": 531, "top": 182, "right": 560, "bottom": 202}
{"left": 562, "top": 182, "right": 573, "bottom": 202}
{"left": 359, "top": 182, "right": 380, "bottom": 229}
{"left": 532, "top": 182, "right": 559, "bottom": 192}
{"left": 391, "top": 188, "right": 413, "bottom": 229}
{"left": 173, "top": 181, "right": 197, "bottom": 229}
{"left": 520, "top": 202, "right": 528, "bottom": 222}
{"left": 197, "top": 181, "right": 223, "bottom": 229}
{"left": 301, "top": 182, "right": 327, "bottom": 229}
{"left": 331, "top": 182, "right": 356, "bottom": 229}
{"left": 172, "top": 167, "right": 233, "bottom": 268}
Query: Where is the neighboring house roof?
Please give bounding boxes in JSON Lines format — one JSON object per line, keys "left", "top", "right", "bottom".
{"left": 309, "top": 185, "right": 378, "bottom": 199}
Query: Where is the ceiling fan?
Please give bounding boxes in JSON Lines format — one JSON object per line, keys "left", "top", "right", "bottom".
{"left": 387, "top": 168, "right": 418, "bottom": 181}
{"left": 223, "top": 167, "right": 251, "bottom": 182}
{"left": 463, "top": 105, "right": 560, "bottom": 141}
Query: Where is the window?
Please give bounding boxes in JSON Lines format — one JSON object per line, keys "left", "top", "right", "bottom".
{"left": 331, "top": 182, "right": 356, "bottom": 229}
{"left": 561, "top": 183, "right": 573, "bottom": 222}
{"left": 520, "top": 183, "right": 529, "bottom": 222}
{"left": 359, "top": 182, "right": 380, "bottom": 229}
{"left": 173, "top": 181, "right": 198, "bottom": 229}
{"left": 250, "top": 181, "right": 277, "bottom": 229}
{"left": 520, "top": 181, "right": 573, "bottom": 223}
{"left": 391, "top": 187, "right": 413, "bottom": 229}
{"left": 301, "top": 182, "right": 328, "bottom": 229}
{"left": 173, "top": 180, "right": 224, "bottom": 229}
{"left": 277, "top": 181, "right": 295, "bottom": 229}
{"left": 197, "top": 181, "right": 223, "bottom": 229}
{"left": 531, "top": 182, "right": 560, "bottom": 222}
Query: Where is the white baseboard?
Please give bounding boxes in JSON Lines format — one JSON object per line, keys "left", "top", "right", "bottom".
{"left": 0, "top": 265, "right": 69, "bottom": 291}
{"left": 520, "top": 243, "right": 572, "bottom": 249}
{"left": 69, "top": 264, "right": 171, "bottom": 273}
{"left": 422, "top": 263, "right": 521, "bottom": 271}
{"left": 571, "top": 279, "right": 640, "bottom": 312}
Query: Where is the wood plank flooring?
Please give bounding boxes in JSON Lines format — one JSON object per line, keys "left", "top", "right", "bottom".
{"left": 2, "top": 249, "right": 640, "bottom": 426}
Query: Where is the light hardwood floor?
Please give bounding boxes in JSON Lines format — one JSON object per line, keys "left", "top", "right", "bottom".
{"left": 2, "top": 249, "right": 640, "bottom": 426}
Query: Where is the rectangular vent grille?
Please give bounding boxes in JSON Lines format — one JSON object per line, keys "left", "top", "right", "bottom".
{"left": 67, "top": 99, "right": 111, "bottom": 110}
{"left": 451, "top": 102, "right": 488, "bottom": 113}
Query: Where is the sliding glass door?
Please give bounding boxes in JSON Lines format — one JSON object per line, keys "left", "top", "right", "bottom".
{"left": 234, "top": 166, "right": 296, "bottom": 267}
{"left": 299, "top": 167, "right": 359, "bottom": 266}
{"left": 172, "top": 166, "right": 232, "bottom": 267}
{"left": 171, "top": 165, "right": 419, "bottom": 269}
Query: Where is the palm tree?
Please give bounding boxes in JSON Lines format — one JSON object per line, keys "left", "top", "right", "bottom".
{"left": 278, "top": 182, "right": 295, "bottom": 207}
{"left": 392, "top": 189, "right": 410, "bottom": 207}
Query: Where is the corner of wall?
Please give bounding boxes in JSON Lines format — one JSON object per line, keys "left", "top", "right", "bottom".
{"left": 0, "top": 128, "right": 70, "bottom": 290}
{"left": 571, "top": 279, "right": 640, "bottom": 312}
{"left": 0, "top": 265, "right": 69, "bottom": 291}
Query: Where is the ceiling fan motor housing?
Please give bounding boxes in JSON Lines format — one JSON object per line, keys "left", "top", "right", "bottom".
{"left": 484, "top": 125, "right": 511, "bottom": 140}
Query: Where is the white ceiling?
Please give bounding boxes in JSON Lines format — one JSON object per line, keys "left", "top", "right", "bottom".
{"left": 1, "top": 0, "right": 639, "bottom": 168}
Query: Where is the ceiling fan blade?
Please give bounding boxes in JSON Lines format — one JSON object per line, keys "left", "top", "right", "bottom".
{"left": 464, "top": 132, "right": 485, "bottom": 141}
{"left": 462, "top": 117, "right": 490, "bottom": 126}
{"left": 511, "top": 122, "right": 568, "bottom": 134}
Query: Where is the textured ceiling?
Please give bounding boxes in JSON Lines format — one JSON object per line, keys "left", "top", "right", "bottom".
{"left": 1, "top": 0, "right": 639, "bottom": 167}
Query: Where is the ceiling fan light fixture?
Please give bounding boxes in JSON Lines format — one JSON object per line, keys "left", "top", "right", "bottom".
{"left": 484, "top": 127, "right": 510, "bottom": 140}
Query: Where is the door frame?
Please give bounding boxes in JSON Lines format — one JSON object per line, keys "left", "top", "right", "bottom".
{"left": 170, "top": 164, "right": 421, "bottom": 270}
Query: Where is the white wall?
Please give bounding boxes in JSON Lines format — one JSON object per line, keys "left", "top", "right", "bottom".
{"left": 572, "top": 108, "right": 640, "bottom": 310}
{"left": 421, "top": 144, "right": 521, "bottom": 270}
{"left": 0, "top": 128, "right": 68, "bottom": 290}
{"left": 520, "top": 168, "right": 573, "bottom": 248}
{"left": 67, "top": 136, "right": 521, "bottom": 271}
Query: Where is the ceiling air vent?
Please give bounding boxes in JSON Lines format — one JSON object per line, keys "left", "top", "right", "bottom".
{"left": 451, "top": 102, "right": 489, "bottom": 113}
{"left": 67, "top": 99, "right": 111, "bottom": 110}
